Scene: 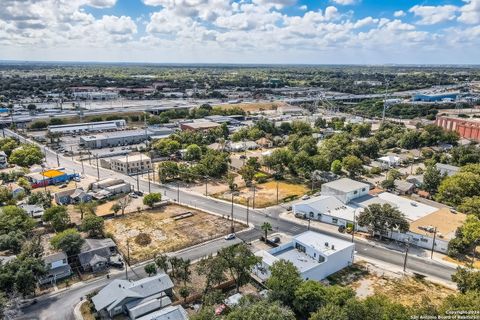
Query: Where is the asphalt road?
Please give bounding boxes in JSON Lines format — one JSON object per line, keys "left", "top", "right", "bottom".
{"left": 5, "top": 129, "right": 458, "bottom": 319}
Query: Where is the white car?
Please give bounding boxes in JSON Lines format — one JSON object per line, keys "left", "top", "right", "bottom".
{"left": 301, "top": 195, "right": 311, "bottom": 200}
{"left": 224, "top": 233, "right": 236, "bottom": 240}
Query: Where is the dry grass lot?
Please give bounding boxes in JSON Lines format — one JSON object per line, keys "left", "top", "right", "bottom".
{"left": 328, "top": 262, "right": 455, "bottom": 307}
{"left": 104, "top": 204, "right": 245, "bottom": 263}
{"left": 214, "top": 181, "right": 308, "bottom": 208}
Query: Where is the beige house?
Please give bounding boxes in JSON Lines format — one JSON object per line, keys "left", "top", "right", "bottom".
{"left": 106, "top": 154, "right": 152, "bottom": 175}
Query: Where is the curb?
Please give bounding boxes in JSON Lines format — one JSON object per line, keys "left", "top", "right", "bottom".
{"left": 73, "top": 300, "right": 85, "bottom": 320}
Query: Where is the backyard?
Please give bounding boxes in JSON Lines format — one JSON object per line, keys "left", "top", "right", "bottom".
{"left": 214, "top": 180, "right": 309, "bottom": 208}
{"left": 104, "top": 204, "right": 245, "bottom": 263}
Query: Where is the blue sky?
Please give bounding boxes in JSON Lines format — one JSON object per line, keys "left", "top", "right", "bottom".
{"left": 0, "top": 0, "right": 479, "bottom": 64}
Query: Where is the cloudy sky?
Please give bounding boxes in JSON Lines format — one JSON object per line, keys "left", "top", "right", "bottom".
{"left": 0, "top": 0, "right": 479, "bottom": 64}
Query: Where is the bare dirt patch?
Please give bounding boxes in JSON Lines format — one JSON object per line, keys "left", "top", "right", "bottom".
{"left": 215, "top": 101, "right": 287, "bottom": 113}
{"left": 214, "top": 181, "right": 308, "bottom": 208}
{"left": 104, "top": 204, "right": 245, "bottom": 263}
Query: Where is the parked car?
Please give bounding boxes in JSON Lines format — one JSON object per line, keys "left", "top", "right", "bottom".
{"left": 270, "top": 236, "right": 281, "bottom": 244}
{"left": 129, "top": 193, "right": 138, "bottom": 199}
{"left": 224, "top": 233, "right": 236, "bottom": 240}
{"left": 301, "top": 195, "right": 310, "bottom": 200}
{"left": 59, "top": 184, "right": 67, "bottom": 189}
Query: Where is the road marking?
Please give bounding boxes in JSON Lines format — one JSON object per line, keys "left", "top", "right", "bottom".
{"left": 290, "top": 226, "right": 300, "bottom": 232}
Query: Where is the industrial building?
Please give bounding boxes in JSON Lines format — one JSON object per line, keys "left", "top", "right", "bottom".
{"left": 435, "top": 116, "right": 480, "bottom": 142}
{"left": 254, "top": 231, "right": 354, "bottom": 281}
{"left": 180, "top": 120, "right": 221, "bottom": 131}
{"left": 90, "top": 178, "right": 132, "bottom": 200}
{"left": 80, "top": 127, "right": 173, "bottom": 149}
{"left": 48, "top": 120, "right": 127, "bottom": 134}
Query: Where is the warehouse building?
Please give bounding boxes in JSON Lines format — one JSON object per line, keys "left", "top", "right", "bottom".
{"left": 48, "top": 120, "right": 127, "bottom": 134}
{"left": 26, "top": 168, "right": 79, "bottom": 188}
{"left": 80, "top": 127, "right": 173, "bottom": 149}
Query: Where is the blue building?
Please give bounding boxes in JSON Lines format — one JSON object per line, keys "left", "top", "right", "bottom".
{"left": 412, "top": 93, "right": 459, "bottom": 102}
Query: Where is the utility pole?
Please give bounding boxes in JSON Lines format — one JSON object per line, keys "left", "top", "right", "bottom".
{"left": 204, "top": 176, "right": 208, "bottom": 197}
{"left": 147, "top": 168, "right": 151, "bottom": 194}
{"left": 307, "top": 218, "right": 311, "bottom": 230}
{"left": 95, "top": 155, "right": 100, "bottom": 181}
{"left": 403, "top": 238, "right": 410, "bottom": 272}
{"left": 430, "top": 227, "right": 437, "bottom": 259}
{"left": 351, "top": 210, "right": 356, "bottom": 243}
{"left": 230, "top": 193, "right": 235, "bottom": 233}
{"left": 56, "top": 153, "right": 60, "bottom": 167}
{"left": 252, "top": 184, "right": 256, "bottom": 209}
{"left": 126, "top": 154, "right": 129, "bottom": 176}
{"left": 81, "top": 156, "right": 85, "bottom": 175}
{"left": 136, "top": 170, "right": 140, "bottom": 193}
{"left": 246, "top": 198, "right": 250, "bottom": 226}
{"left": 125, "top": 239, "right": 130, "bottom": 280}
{"left": 177, "top": 182, "right": 180, "bottom": 203}
{"left": 70, "top": 145, "right": 74, "bottom": 161}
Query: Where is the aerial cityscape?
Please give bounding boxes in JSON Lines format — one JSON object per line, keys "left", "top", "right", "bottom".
{"left": 1, "top": 1, "right": 480, "bottom": 320}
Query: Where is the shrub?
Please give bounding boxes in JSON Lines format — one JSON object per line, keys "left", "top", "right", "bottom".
{"left": 135, "top": 233, "right": 152, "bottom": 246}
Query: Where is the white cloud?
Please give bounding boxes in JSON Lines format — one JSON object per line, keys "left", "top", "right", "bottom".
{"left": 331, "top": 0, "right": 357, "bottom": 5}
{"left": 458, "top": 0, "right": 480, "bottom": 24}
{"left": 394, "top": 10, "right": 406, "bottom": 18}
{"left": 299, "top": 5, "right": 307, "bottom": 11}
{"left": 324, "top": 6, "right": 339, "bottom": 20}
{"left": 409, "top": 5, "right": 458, "bottom": 25}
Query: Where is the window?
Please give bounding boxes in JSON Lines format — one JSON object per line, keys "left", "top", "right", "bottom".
{"left": 354, "top": 190, "right": 358, "bottom": 194}
{"left": 309, "top": 212, "right": 314, "bottom": 218}
{"left": 295, "top": 243, "right": 306, "bottom": 252}
{"left": 362, "top": 188, "right": 366, "bottom": 192}
{"left": 332, "top": 218, "right": 338, "bottom": 224}
{"left": 420, "top": 238, "right": 428, "bottom": 243}
{"left": 317, "top": 213, "right": 322, "bottom": 219}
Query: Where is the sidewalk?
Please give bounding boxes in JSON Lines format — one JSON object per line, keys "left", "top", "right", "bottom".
{"left": 279, "top": 211, "right": 459, "bottom": 269}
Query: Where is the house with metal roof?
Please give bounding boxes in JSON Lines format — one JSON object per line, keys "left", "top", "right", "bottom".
{"left": 92, "top": 273, "right": 175, "bottom": 319}
{"left": 136, "top": 305, "right": 188, "bottom": 320}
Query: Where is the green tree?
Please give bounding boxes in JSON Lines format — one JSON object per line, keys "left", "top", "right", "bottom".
{"left": 111, "top": 203, "right": 121, "bottom": 216}
{"left": 179, "top": 286, "right": 190, "bottom": 303}
{"left": 331, "top": 160, "right": 342, "bottom": 174}
{"left": 226, "top": 299, "right": 295, "bottom": 320}
{"left": 196, "top": 254, "right": 226, "bottom": 295}
{"left": 155, "top": 254, "right": 169, "bottom": 272}
{"left": 436, "top": 172, "right": 480, "bottom": 206}
{"left": 75, "top": 201, "right": 97, "bottom": 220}
{"left": 310, "top": 303, "right": 348, "bottom": 320}
{"left": 0, "top": 206, "right": 35, "bottom": 235}
{"left": 185, "top": 144, "right": 202, "bottom": 161}
{"left": 438, "top": 291, "right": 480, "bottom": 315}
{"left": 342, "top": 155, "right": 363, "bottom": 178}
{"left": 294, "top": 281, "right": 355, "bottom": 318}
{"left": 218, "top": 243, "right": 260, "bottom": 292}
{"left": 144, "top": 263, "right": 158, "bottom": 276}
{"left": 50, "top": 228, "right": 85, "bottom": 256}
{"left": 43, "top": 206, "right": 70, "bottom": 231}
{"left": 458, "top": 196, "right": 480, "bottom": 218}
{"left": 143, "top": 192, "right": 162, "bottom": 208}
{"left": 80, "top": 215, "right": 104, "bottom": 238}
{"left": 345, "top": 294, "right": 411, "bottom": 320}
{"left": 423, "top": 165, "right": 443, "bottom": 195}
{"left": 357, "top": 204, "right": 409, "bottom": 239}
{"left": 239, "top": 165, "right": 256, "bottom": 187}
{"left": 452, "top": 266, "right": 480, "bottom": 293}
{"left": 266, "top": 260, "right": 303, "bottom": 307}
{"left": 8, "top": 144, "right": 43, "bottom": 167}
{"left": 261, "top": 222, "right": 272, "bottom": 243}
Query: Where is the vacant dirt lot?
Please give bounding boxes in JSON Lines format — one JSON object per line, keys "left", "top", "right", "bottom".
{"left": 328, "top": 262, "right": 455, "bottom": 307}
{"left": 214, "top": 181, "right": 308, "bottom": 208}
{"left": 104, "top": 204, "right": 245, "bottom": 263}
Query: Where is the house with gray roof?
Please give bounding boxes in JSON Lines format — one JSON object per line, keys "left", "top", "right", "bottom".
{"left": 38, "top": 252, "right": 72, "bottom": 285}
{"left": 54, "top": 187, "right": 92, "bottom": 205}
{"left": 136, "top": 305, "right": 188, "bottom": 320}
{"left": 92, "top": 273, "right": 174, "bottom": 319}
{"left": 435, "top": 163, "right": 459, "bottom": 177}
{"left": 78, "top": 238, "right": 118, "bottom": 272}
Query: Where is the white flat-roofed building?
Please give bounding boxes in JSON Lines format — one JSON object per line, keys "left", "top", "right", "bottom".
{"left": 48, "top": 120, "right": 126, "bottom": 134}
{"left": 321, "top": 178, "right": 370, "bottom": 204}
{"left": 80, "top": 129, "right": 167, "bottom": 149}
{"left": 254, "top": 231, "right": 354, "bottom": 281}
